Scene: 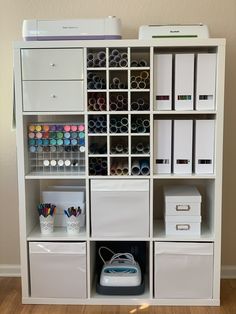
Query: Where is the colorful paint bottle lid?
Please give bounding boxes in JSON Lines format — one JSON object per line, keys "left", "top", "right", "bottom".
{"left": 50, "top": 146, "right": 57, "bottom": 153}
{"left": 58, "top": 159, "right": 64, "bottom": 167}
{"left": 37, "top": 146, "right": 43, "bottom": 153}
{"left": 35, "top": 125, "right": 42, "bottom": 132}
{"left": 79, "top": 146, "right": 86, "bottom": 153}
{"left": 28, "top": 139, "right": 35, "bottom": 146}
{"left": 36, "top": 139, "right": 43, "bottom": 146}
{"left": 64, "top": 139, "right": 71, "bottom": 146}
{"left": 36, "top": 132, "right": 42, "bottom": 139}
{"left": 71, "top": 132, "right": 78, "bottom": 139}
{"left": 29, "top": 125, "right": 35, "bottom": 132}
{"left": 64, "top": 132, "right": 70, "bottom": 139}
{"left": 50, "top": 160, "right": 57, "bottom": 167}
{"left": 71, "top": 125, "right": 78, "bottom": 132}
{"left": 50, "top": 139, "right": 57, "bottom": 146}
{"left": 43, "top": 139, "right": 50, "bottom": 146}
{"left": 50, "top": 131, "right": 57, "bottom": 139}
{"left": 43, "top": 160, "right": 50, "bottom": 167}
{"left": 43, "top": 125, "right": 50, "bottom": 132}
{"left": 28, "top": 132, "right": 35, "bottom": 139}
{"left": 78, "top": 132, "right": 85, "bottom": 139}
{"left": 65, "top": 146, "right": 72, "bottom": 152}
{"left": 43, "top": 132, "right": 50, "bottom": 139}
{"left": 79, "top": 139, "right": 85, "bottom": 146}
{"left": 71, "top": 139, "right": 78, "bottom": 146}
{"left": 57, "top": 125, "right": 64, "bottom": 131}
{"left": 64, "top": 125, "right": 71, "bottom": 132}
{"left": 43, "top": 146, "right": 50, "bottom": 152}
{"left": 29, "top": 145, "right": 36, "bottom": 153}
{"left": 57, "top": 139, "right": 63, "bottom": 146}
{"left": 78, "top": 124, "right": 85, "bottom": 132}
{"left": 57, "top": 146, "right": 64, "bottom": 153}
{"left": 50, "top": 125, "right": 57, "bottom": 131}
{"left": 57, "top": 132, "right": 64, "bottom": 139}
{"left": 65, "top": 160, "right": 71, "bottom": 166}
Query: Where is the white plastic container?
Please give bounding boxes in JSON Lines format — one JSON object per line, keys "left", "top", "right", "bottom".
{"left": 91, "top": 179, "right": 149, "bottom": 237}
{"left": 29, "top": 242, "right": 87, "bottom": 298}
{"left": 154, "top": 242, "right": 213, "bottom": 299}
{"left": 164, "top": 185, "right": 202, "bottom": 216}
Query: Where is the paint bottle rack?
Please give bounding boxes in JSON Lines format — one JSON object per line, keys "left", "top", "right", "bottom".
{"left": 27, "top": 123, "right": 86, "bottom": 174}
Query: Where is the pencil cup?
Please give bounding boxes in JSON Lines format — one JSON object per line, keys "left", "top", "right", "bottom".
{"left": 66, "top": 216, "right": 80, "bottom": 235}
{"left": 39, "top": 215, "right": 54, "bottom": 234}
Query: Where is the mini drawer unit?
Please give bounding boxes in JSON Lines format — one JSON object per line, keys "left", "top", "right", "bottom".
{"left": 29, "top": 242, "right": 87, "bottom": 298}
{"left": 154, "top": 242, "right": 214, "bottom": 299}
{"left": 91, "top": 179, "right": 149, "bottom": 237}
{"left": 21, "top": 48, "right": 84, "bottom": 80}
{"left": 21, "top": 48, "right": 84, "bottom": 112}
{"left": 164, "top": 185, "right": 202, "bottom": 236}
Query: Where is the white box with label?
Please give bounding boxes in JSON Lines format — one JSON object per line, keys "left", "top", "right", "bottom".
{"left": 165, "top": 215, "right": 201, "bottom": 236}
{"left": 91, "top": 179, "right": 149, "bottom": 237}
{"left": 154, "top": 242, "right": 213, "bottom": 299}
{"left": 29, "top": 242, "right": 87, "bottom": 298}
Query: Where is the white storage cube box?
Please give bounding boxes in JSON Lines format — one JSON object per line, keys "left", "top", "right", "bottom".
{"left": 29, "top": 242, "right": 87, "bottom": 298}
{"left": 91, "top": 179, "right": 149, "bottom": 237}
{"left": 42, "top": 186, "right": 85, "bottom": 228}
{"left": 164, "top": 185, "right": 202, "bottom": 216}
{"left": 165, "top": 215, "right": 201, "bottom": 235}
{"left": 154, "top": 242, "right": 213, "bottom": 299}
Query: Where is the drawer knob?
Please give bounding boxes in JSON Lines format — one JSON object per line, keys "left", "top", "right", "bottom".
{"left": 50, "top": 63, "right": 56, "bottom": 67}
{"left": 51, "top": 94, "right": 57, "bottom": 98}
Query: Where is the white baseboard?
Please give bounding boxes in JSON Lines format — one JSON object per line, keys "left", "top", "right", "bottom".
{"left": 0, "top": 264, "right": 21, "bottom": 277}
{"left": 0, "top": 264, "right": 235, "bottom": 279}
{"left": 221, "top": 265, "right": 236, "bottom": 279}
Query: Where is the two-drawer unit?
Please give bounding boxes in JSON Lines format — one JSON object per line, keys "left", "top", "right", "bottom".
{"left": 21, "top": 48, "right": 84, "bottom": 111}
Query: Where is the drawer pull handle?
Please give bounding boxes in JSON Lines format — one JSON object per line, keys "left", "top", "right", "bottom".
{"left": 51, "top": 94, "right": 57, "bottom": 99}
{"left": 176, "top": 204, "right": 190, "bottom": 211}
{"left": 50, "top": 63, "right": 56, "bottom": 67}
{"left": 176, "top": 224, "right": 190, "bottom": 231}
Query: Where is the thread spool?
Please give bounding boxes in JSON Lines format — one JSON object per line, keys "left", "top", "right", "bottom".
{"left": 131, "top": 60, "right": 139, "bottom": 67}
{"left": 131, "top": 123, "right": 137, "bottom": 132}
{"left": 87, "top": 72, "right": 94, "bottom": 80}
{"left": 139, "top": 59, "right": 148, "bottom": 67}
{"left": 140, "top": 160, "right": 150, "bottom": 175}
{"left": 135, "top": 76, "right": 142, "bottom": 83}
{"left": 131, "top": 160, "right": 141, "bottom": 175}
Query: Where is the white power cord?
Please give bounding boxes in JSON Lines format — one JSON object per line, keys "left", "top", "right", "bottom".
{"left": 98, "top": 246, "right": 136, "bottom": 265}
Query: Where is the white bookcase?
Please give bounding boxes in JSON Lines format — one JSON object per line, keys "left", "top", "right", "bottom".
{"left": 14, "top": 38, "right": 225, "bottom": 305}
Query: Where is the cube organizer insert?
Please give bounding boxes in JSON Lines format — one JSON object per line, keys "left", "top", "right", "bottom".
{"left": 27, "top": 123, "right": 86, "bottom": 174}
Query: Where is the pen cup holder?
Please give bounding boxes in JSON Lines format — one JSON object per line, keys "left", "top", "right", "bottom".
{"left": 66, "top": 216, "right": 80, "bottom": 235}
{"left": 39, "top": 215, "right": 54, "bottom": 234}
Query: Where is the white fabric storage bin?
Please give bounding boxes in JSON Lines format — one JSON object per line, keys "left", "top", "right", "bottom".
{"left": 91, "top": 179, "right": 149, "bottom": 237}
{"left": 154, "top": 242, "right": 213, "bottom": 299}
{"left": 164, "top": 185, "right": 201, "bottom": 216}
{"left": 165, "top": 215, "right": 201, "bottom": 235}
{"left": 42, "top": 186, "right": 85, "bottom": 227}
{"left": 29, "top": 242, "right": 87, "bottom": 298}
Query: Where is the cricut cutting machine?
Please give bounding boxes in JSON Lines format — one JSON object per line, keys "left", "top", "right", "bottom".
{"left": 139, "top": 24, "right": 209, "bottom": 39}
{"left": 97, "top": 247, "right": 144, "bottom": 295}
{"left": 22, "top": 16, "right": 122, "bottom": 41}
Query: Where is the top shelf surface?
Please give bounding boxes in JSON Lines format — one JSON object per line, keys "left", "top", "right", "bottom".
{"left": 14, "top": 38, "right": 226, "bottom": 49}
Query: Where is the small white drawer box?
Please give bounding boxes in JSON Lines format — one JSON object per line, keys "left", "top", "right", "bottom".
{"left": 91, "top": 179, "right": 149, "bottom": 237}
{"left": 154, "top": 242, "right": 213, "bottom": 299}
{"left": 164, "top": 185, "right": 201, "bottom": 216}
{"left": 23, "top": 80, "right": 84, "bottom": 112}
{"left": 165, "top": 215, "right": 201, "bottom": 236}
{"left": 21, "top": 48, "right": 84, "bottom": 80}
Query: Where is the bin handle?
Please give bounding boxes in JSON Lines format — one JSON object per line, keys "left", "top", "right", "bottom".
{"left": 176, "top": 224, "right": 190, "bottom": 231}
{"left": 176, "top": 204, "right": 191, "bottom": 211}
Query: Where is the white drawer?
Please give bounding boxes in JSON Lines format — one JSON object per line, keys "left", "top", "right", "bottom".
{"left": 165, "top": 201, "right": 201, "bottom": 216}
{"left": 23, "top": 81, "right": 84, "bottom": 112}
{"left": 21, "top": 48, "right": 84, "bottom": 80}
{"left": 165, "top": 215, "right": 201, "bottom": 236}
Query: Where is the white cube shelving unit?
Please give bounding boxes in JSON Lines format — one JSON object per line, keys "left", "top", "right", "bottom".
{"left": 14, "top": 38, "right": 225, "bottom": 305}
